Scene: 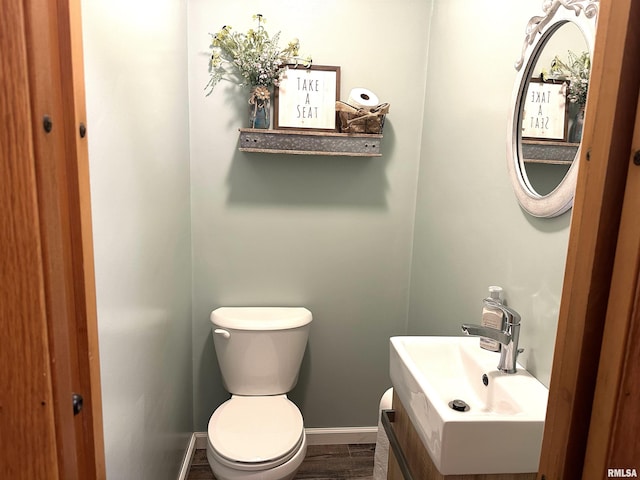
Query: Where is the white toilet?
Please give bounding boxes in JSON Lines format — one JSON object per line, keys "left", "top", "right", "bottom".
{"left": 206, "top": 307, "right": 312, "bottom": 480}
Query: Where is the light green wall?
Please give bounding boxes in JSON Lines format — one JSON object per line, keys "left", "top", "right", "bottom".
{"left": 188, "top": 0, "right": 573, "bottom": 430}
{"left": 83, "top": 1, "right": 193, "bottom": 478}
{"left": 188, "top": 0, "right": 432, "bottom": 429}
{"left": 82, "top": 0, "right": 576, "bottom": 475}
{"left": 408, "top": 0, "right": 571, "bottom": 387}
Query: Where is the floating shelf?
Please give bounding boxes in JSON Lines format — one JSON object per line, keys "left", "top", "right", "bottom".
{"left": 238, "top": 128, "right": 382, "bottom": 157}
{"left": 522, "top": 139, "right": 579, "bottom": 165}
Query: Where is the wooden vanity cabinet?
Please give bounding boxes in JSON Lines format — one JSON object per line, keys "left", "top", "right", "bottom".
{"left": 386, "top": 391, "right": 536, "bottom": 480}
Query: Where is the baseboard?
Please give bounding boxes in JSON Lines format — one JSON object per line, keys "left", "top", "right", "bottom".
{"left": 177, "top": 433, "right": 197, "bottom": 480}
{"left": 180, "top": 427, "right": 379, "bottom": 477}
{"left": 195, "top": 431, "right": 208, "bottom": 449}
{"left": 305, "top": 426, "right": 378, "bottom": 445}
{"left": 191, "top": 426, "right": 378, "bottom": 449}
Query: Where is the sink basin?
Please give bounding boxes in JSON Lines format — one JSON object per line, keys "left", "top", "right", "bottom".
{"left": 389, "top": 336, "right": 548, "bottom": 475}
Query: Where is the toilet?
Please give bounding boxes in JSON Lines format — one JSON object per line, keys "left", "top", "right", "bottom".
{"left": 206, "top": 307, "right": 312, "bottom": 480}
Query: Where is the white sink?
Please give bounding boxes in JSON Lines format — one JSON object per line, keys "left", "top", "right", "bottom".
{"left": 389, "top": 336, "right": 548, "bottom": 475}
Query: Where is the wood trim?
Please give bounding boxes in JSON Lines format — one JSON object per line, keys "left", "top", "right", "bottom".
{"left": 582, "top": 84, "right": 640, "bottom": 478}
{"left": 5, "top": 0, "right": 106, "bottom": 478}
{"left": 54, "top": 0, "right": 106, "bottom": 477}
{"left": 0, "top": 1, "right": 60, "bottom": 478}
{"left": 22, "top": 0, "right": 82, "bottom": 477}
{"left": 537, "top": 1, "right": 640, "bottom": 479}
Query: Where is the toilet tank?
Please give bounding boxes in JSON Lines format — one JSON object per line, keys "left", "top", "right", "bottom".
{"left": 210, "top": 307, "right": 312, "bottom": 396}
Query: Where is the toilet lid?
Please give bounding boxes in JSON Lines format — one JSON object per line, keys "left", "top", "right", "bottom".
{"left": 208, "top": 396, "right": 304, "bottom": 464}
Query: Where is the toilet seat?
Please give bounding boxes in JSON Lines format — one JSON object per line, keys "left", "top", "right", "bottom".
{"left": 208, "top": 395, "right": 304, "bottom": 471}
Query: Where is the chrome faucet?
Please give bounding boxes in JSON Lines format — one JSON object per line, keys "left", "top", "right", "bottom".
{"left": 461, "top": 300, "right": 523, "bottom": 374}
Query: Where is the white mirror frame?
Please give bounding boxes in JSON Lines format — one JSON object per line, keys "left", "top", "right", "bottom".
{"left": 507, "top": 0, "right": 598, "bottom": 218}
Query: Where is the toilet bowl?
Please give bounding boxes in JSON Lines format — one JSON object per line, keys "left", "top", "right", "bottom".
{"left": 206, "top": 396, "right": 307, "bottom": 480}
{"left": 206, "top": 307, "right": 312, "bottom": 480}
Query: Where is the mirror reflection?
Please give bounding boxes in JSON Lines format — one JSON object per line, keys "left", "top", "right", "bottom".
{"left": 518, "top": 22, "right": 589, "bottom": 196}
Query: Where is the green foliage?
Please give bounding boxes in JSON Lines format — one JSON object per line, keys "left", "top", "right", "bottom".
{"left": 549, "top": 50, "right": 590, "bottom": 107}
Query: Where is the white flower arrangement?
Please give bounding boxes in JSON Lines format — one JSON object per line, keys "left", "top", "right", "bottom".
{"left": 548, "top": 50, "right": 590, "bottom": 107}
{"left": 206, "top": 14, "right": 311, "bottom": 95}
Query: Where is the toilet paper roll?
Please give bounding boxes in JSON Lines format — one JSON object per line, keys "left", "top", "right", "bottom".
{"left": 348, "top": 88, "right": 380, "bottom": 111}
{"left": 373, "top": 388, "right": 393, "bottom": 480}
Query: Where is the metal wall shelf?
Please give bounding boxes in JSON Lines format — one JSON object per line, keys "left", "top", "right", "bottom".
{"left": 522, "top": 139, "right": 579, "bottom": 165}
{"left": 238, "top": 128, "right": 382, "bottom": 157}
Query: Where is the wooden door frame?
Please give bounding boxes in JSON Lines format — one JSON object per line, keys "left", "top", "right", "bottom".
{"left": 47, "top": 1, "right": 106, "bottom": 476}
{"left": 1, "top": 1, "right": 61, "bottom": 478}
{"left": 582, "top": 55, "right": 640, "bottom": 480}
{"left": 1, "top": 0, "right": 105, "bottom": 478}
{"left": 537, "top": 1, "right": 640, "bottom": 478}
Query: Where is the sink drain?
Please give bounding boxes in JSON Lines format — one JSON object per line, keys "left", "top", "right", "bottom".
{"left": 449, "top": 399, "right": 470, "bottom": 412}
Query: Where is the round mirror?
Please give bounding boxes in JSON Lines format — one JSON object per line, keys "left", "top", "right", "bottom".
{"left": 507, "top": 1, "right": 598, "bottom": 218}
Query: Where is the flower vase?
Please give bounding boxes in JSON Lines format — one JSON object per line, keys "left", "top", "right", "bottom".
{"left": 249, "top": 86, "right": 271, "bottom": 129}
{"left": 569, "top": 106, "right": 585, "bottom": 143}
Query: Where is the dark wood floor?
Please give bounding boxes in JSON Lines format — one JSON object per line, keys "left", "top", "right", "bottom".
{"left": 187, "top": 444, "right": 376, "bottom": 480}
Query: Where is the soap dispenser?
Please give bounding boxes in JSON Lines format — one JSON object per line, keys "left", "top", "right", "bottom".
{"left": 480, "top": 286, "right": 504, "bottom": 352}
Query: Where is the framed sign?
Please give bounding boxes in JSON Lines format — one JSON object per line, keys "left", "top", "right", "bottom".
{"left": 521, "top": 79, "right": 569, "bottom": 141}
{"left": 274, "top": 65, "right": 340, "bottom": 131}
